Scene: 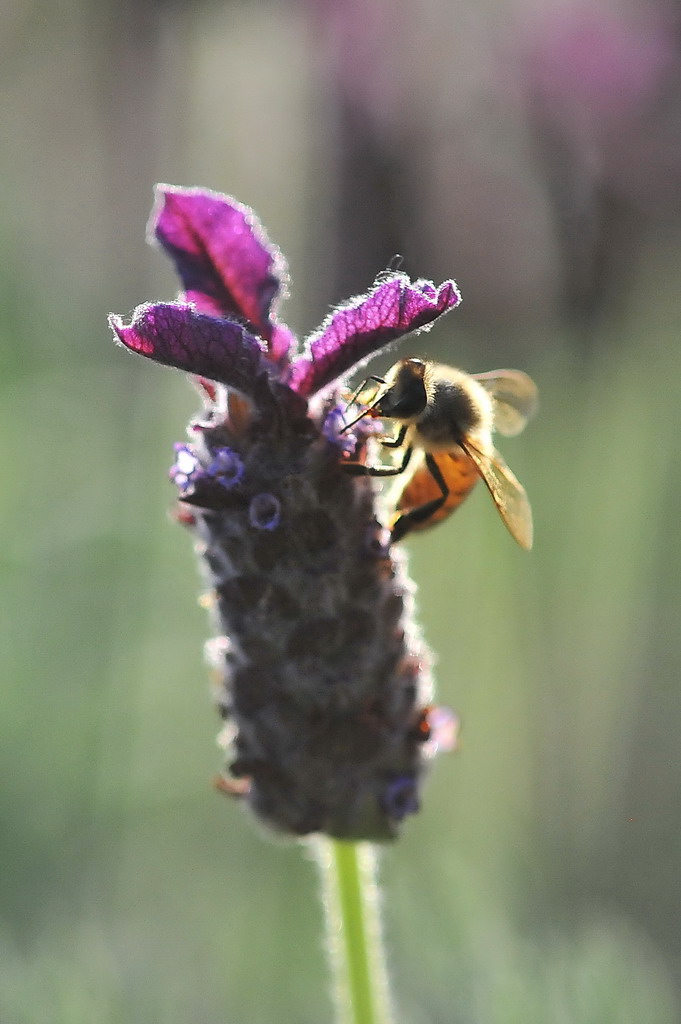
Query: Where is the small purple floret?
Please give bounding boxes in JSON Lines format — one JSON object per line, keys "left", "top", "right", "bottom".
{"left": 322, "top": 406, "right": 359, "bottom": 455}
{"left": 208, "top": 447, "right": 244, "bottom": 489}
{"left": 170, "top": 443, "right": 202, "bottom": 492}
{"left": 381, "top": 775, "right": 420, "bottom": 821}
{"left": 249, "top": 493, "right": 282, "bottom": 531}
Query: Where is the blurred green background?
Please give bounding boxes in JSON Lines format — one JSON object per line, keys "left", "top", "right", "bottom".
{"left": 2, "top": 1, "right": 681, "bottom": 1021}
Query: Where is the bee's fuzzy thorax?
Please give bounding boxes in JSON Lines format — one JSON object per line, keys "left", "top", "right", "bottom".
{"left": 416, "top": 364, "right": 494, "bottom": 453}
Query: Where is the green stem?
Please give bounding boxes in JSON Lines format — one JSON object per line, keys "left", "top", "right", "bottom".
{"left": 314, "top": 838, "right": 393, "bottom": 1024}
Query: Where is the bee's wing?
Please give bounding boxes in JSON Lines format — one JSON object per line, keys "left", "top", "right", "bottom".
{"left": 460, "top": 438, "right": 533, "bottom": 550}
{"left": 473, "top": 369, "right": 538, "bottom": 437}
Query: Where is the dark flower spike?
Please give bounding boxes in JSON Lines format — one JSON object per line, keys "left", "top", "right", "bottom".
{"left": 288, "top": 274, "right": 461, "bottom": 397}
{"left": 109, "top": 303, "right": 272, "bottom": 400}
{"left": 151, "top": 184, "right": 293, "bottom": 360}
{"left": 110, "top": 184, "right": 461, "bottom": 841}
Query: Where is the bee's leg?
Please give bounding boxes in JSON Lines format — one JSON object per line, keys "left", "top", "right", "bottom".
{"left": 343, "top": 445, "right": 413, "bottom": 477}
{"left": 391, "top": 454, "right": 448, "bottom": 542}
{"left": 380, "top": 424, "right": 408, "bottom": 449}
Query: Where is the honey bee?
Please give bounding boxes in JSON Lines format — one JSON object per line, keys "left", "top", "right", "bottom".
{"left": 343, "top": 358, "right": 537, "bottom": 548}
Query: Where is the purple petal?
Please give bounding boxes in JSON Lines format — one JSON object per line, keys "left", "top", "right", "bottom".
{"left": 151, "top": 184, "right": 291, "bottom": 356}
{"left": 288, "top": 275, "right": 461, "bottom": 397}
{"left": 269, "top": 323, "right": 297, "bottom": 364}
{"left": 109, "top": 303, "right": 272, "bottom": 397}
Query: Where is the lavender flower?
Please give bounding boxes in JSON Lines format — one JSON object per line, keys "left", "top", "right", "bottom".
{"left": 110, "top": 184, "right": 461, "bottom": 840}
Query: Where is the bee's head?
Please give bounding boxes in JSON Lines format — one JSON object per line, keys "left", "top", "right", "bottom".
{"left": 373, "top": 359, "right": 428, "bottom": 421}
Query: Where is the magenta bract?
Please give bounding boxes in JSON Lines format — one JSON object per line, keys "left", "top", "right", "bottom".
{"left": 113, "top": 185, "right": 460, "bottom": 398}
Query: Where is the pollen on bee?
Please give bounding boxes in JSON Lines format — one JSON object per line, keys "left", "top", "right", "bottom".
{"left": 198, "top": 590, "right": 217, "bottom": 610}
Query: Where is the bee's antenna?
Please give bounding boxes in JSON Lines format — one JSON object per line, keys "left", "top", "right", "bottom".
{"left": 346, "top": 375, "right": 385, "bottom": 410}
{"left": 340, "top": 375, "right": 386, "bottom": 434}
{"left": 340, "top": 398, "right": 382, "bottom": 435}
{"left": 375, "top": 256, "right": 404, "bottom": 282}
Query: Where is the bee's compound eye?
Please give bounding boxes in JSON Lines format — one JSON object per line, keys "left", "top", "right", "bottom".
{"left": 381, "top": 361, "right": 428, "bottom": 418}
